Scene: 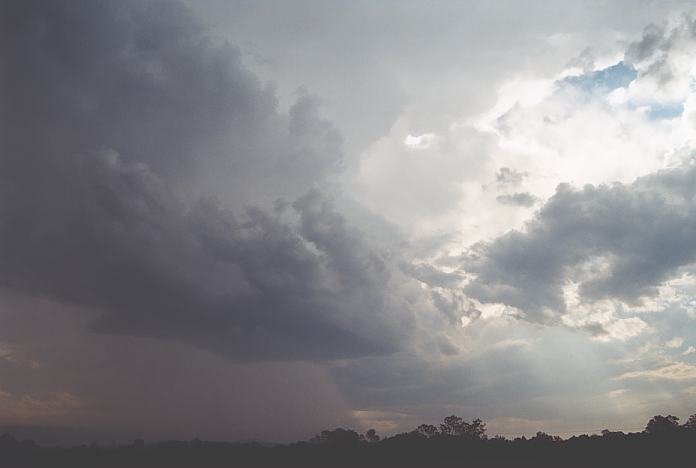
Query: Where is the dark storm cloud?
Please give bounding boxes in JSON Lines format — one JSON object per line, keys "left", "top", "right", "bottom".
{"left": 464, "top": 162, "right": 696, "bottom": 321}
{"left": 496, "top": 192, "right": 537, "bottom": 207}
{"left": 0, "top": 0, "right": 409, "bottom": 360}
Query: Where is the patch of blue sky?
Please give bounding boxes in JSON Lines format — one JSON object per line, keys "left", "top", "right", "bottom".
{"left": 646, "top": 101, "right": 684, "bottom": 120}
{"left": 563, "top": 61, "right": 637, "bottom": 92}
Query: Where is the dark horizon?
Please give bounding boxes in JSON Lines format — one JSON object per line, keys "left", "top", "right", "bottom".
{"left": 2, "top": 413, "right": 696, "bottom": 467}
{"left": 0, "top": 411, "right": 690, "bottom": 448}
{"left": 2, "top": 412, "right": 695, "bottom": 447}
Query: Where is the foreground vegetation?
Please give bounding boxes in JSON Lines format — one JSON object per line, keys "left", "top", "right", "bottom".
{"left": 2, "top": 413, "right": 695, "bottom": 467}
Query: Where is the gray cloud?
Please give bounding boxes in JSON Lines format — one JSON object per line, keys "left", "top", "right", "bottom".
{"left": 625, "top": 24, "right": 671, "bottom": 64}
{"left": 624, "top": 18, "right": 696, "bottom": 87}
{"left": 495, "top": 167, "right": 528, "bottom": 187}
{"left": 331, "top": 322, "right": 640, "bottom": 433}
{"left": 0, "top": 0, "right": 412, "bottom": 361}
{"left": 400, "top": 262, "right": 464, "bottom": 289}
{"left": 464, "top": 162, "right": 696, "bottom": 321}
{"left": 496, "top": 192, "right": 537, "bottom": 207}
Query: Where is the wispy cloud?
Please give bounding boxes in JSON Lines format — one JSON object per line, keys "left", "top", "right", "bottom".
{"left": 617, "top": 362, "right": 696, "bottom": 381}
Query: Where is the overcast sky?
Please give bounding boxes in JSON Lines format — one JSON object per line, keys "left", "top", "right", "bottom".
{"left": 3, "top": 0, "right": 696, "bottom": 445}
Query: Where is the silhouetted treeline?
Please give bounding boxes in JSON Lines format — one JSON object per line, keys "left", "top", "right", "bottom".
{"left": 2, "top": 413, "right": 696, "bottom": 467}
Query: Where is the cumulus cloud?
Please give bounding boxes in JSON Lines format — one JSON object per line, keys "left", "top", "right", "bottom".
{"left": 0, "top": 0, "right": 417, "bottom": 361}
{"left": 464, "top": 161, "right": 696, "bottom": 322}
{"left": 666, "top": 337, "right": 685, "bottom": 348}
{"left": 623, "top": 17, "right": 696, "bottom": 109}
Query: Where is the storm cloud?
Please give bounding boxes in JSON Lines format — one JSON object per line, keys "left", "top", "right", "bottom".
{"left": 4, "top": 0, "right": 696, "bottom": 445}
{"left": 0, "top": 0, "right": 413, "bottom": 361}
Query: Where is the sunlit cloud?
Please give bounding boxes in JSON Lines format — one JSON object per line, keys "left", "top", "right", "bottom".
{"left": 617, "top": 361, "right": 696, "bottom": 381}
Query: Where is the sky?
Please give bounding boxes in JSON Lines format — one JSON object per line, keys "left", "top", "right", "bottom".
{"left": 2, "top": 0, "right": 696, "bottom": 445}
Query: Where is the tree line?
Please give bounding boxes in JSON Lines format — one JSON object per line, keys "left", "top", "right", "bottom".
{"left": 1, "top": 413, "right": 695, "bottom": 467}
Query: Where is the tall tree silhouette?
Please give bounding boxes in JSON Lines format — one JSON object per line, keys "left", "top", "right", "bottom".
{"left": 645, "top": 415, "right": 680, "bottom": 435}
{"left": 416, "top": 424, "right": 439, "bottom": 438}
{"left": 365, "top": 429, "right": 380, "bottom": 443}
{"left": 439, "top": 415, "right": 487, "bottom": 439}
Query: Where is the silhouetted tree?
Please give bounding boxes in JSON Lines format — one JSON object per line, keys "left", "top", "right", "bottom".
{"left": 311, "top": 428, "right": 362, "bottom": 446}
{"left": 440, "top": 415, "right": 464, "bottom": 436}
{"left": 0, "top": 434, "right": 17, "bottom": 447}
{"left": 439, "top": 415, "right": 486, "bottom": 439}
{"left": 416, "top": 424, "right": 439, "bottom": 438}
{"left": 468, "top": 418, "right": 487, "bottom": 440}
{"left": 532, "top": 432, "right": 561, "bottom": 443}
{"left": 683, "top": 413, "right": 696, "bottom": 430}
{"left": 601, "top": 429, "right": 624, "bottom": 439}
{"left": 645, "top": 415, "right": 680, "bottom": 435}
{"left": 365, "top": 428, "right": 380, "bottom": 443}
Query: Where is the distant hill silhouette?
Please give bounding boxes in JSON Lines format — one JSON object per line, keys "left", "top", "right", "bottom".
{"left": 1, "top": 413, "right": 695, "bottom": 467}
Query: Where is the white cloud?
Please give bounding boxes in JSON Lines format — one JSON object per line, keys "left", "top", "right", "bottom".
{"left": 666, "top": 337, "right": 685, "bottom": 349}
{"left": 607, "top": 388, "right": 630, "bottom": 399}
{"left": 404, "top": 133, "right": 438, "bottom": 149}
{"left": 560, "top": 283, "right": 650, "bottom": 341}
{"left": 486, "top": 338, "right": 532, "bottom": 352}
